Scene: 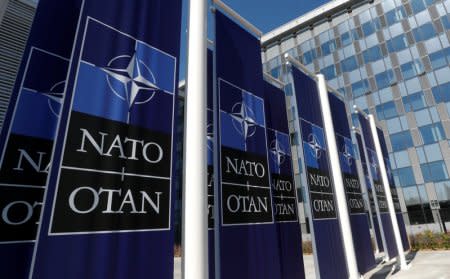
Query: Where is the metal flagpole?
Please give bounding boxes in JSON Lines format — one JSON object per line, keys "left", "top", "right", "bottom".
{"left": 316, "top": 74, "right": 360, "bottom": 279}
{"left": 368, "top": 115, "right": 409, "bottom": 270}
{"left": 182, "top": 0, "right": 209, "bottom": 277}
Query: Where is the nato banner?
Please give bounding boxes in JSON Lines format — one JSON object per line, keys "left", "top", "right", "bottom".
{"left": 329, "top": 94, "right": 375, "bottom": 273}
{"left": 291, "top": 66, "right": 348, "bottom": 279}
{"left": 264, "top": 81, "right": 305, "bottom": 279}
{"left": 354, "top": 132, "right": 384, "bottom": 252}
{"left": 358, "top": 114, "right": 398, "bottom": 259}
{"left": 0, "top": 0, "right": 81, "bottom": 277}
{"left": 29, "top": 1, "right": 182, "bottom": 278}
{"left": 215, "top": 10, "right": 283, "bottom": 278}
{"left": 206, "top": 48, "right": 215, "bottom": 279}
{"left": 377, "top": 128, "right": 410, "bottom": 251}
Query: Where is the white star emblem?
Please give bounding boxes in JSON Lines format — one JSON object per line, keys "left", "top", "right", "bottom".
{"left": 308, "top": 133, "right": 323, "bottom": 159}
{"left": 230, "top": 102, "right": 257, "bottom": 139}
{"left": 41, "top": 80, "right": 65, "bottom": 118}
{"left": 342, "top": 144, "right": 353, "bottom": 167}
{"left": 101, "top": 53, "right": 159, "bottom": 122}
{"left": 370, "top": 155, "right": 378, "bottom": 170}
{"left": 270, "top": 140, "right": 286, "bottom": 167}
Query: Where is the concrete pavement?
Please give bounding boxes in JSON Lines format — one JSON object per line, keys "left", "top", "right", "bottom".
{"left": 174, "top": 250, "right": 450, "bottom": 278}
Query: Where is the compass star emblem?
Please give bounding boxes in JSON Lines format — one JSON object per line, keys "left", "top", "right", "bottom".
{"left": 270, "top": 140, "right": 286, "bottom": 167}
{"left": 230, "top": 102, "right": 257, "bottom": 139}
{"left": 101, "top": 53, "right": 159, "bottom": 121}
{"left": 308, "top": 133, "right": 323, "bottom": 159}
{"left": 370, "top": 155, "right": 378, "bottom": 170}
{"left": 41, "top": 80, "right": 65, "bottom": 118}
{"left": 342, "top": 144, "right": 353, "bottom": 166}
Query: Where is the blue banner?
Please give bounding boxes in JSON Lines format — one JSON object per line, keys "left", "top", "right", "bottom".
{"left": 206, "top": 48, "right": 215, "bottom": 279}
{"left": 0, "top": 0, "right": 81, "bottom": 277}
{"left": 264, "top": 81, "right": 305, "bottom": 279}
{"left": 329, "top": 94, "right": 375, "bottom": 273}
{"left": 377, "top": 128, "right": 410, "bottom": 251}
{"left": 358, "top": 114, "right": 398, "bottom": 259}
{"left": 215, "top": 11, "right": 283, "bottom": 278}
{"left": 30, "top": 1, "right": 182, "bottom": 278}
{"left": 291, "top": 67, "right": 348, "bottom": 279}
{"left": 355, "top": 132, "right": 384, "bottom": 253}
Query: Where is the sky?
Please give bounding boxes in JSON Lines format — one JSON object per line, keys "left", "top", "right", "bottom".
{"left": 178, "top": 0, "right": 330, "bottom": 80}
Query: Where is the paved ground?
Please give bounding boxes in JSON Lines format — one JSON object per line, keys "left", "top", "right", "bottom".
{"left": 174, "top": 250, "right": 450, "bottom": 278}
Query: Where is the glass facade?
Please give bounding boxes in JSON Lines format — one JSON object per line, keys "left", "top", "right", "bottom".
{"left": 262, "top": 0, "right": 450, "bottom": 230}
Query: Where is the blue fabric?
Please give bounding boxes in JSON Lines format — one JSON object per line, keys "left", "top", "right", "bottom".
{"left": 0, "top": 1, "right": 82, "bottom": 278}
{"left": 264, "top": 81, "right": 305, "bottom": 279}
{"left": 330, "top": 94, "right": 375, "bottom": 274}
{"left": 30, "top": 1, "right": 182, "bottom": 278}
{"left": 292, "top": 67, "right": 348, "bottom": 279}
{"left": 215, "top": 11, "right": 282, "bottom": 279}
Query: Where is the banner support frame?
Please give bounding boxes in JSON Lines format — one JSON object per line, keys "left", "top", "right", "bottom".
{"left": 354, "top": 109, "right": 390, "bottom": 262}
{"left": 351, "top": 127, "right": 380, "bottom": 255}
{"left": 283, "top": 62, "right": 322, "bottom": 279}
{"left": 317, "top": 74, "right": 361, "bottom": 279}
{"left": 368, "top": 114, "right": 409, "bottom": 271}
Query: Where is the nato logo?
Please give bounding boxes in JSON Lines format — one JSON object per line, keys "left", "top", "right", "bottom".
{"left": 368, "top": 149, "right": 380, "bottom": 180}
{"left": 219, "top": 79, "right": 266, "bottom": 155}
{"left": 11, "top": 47, "right": 68, "bottom": 140}
{"left": 338, "top": 135, "right": 354, "bottom": 174}
{"left": 268, "top": 130, "right": 291, "bottom": 175}
{"left": 207, "top": 109, "right": 214, "bottom": 165}
{"left": 301, "top": 120, "right": 327, "bottom": 170}
{"left": 72, "top": 18, "right": 176, "bottom": 133}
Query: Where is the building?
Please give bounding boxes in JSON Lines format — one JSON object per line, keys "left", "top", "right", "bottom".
{"left": 0, "top": 0, "right": 36, "bottom": 127}
{"left": 2, "top": 0, "right": 449, "bottom": 235}
{"left": 261, "top": 0, "right": 450, "bottom": 233}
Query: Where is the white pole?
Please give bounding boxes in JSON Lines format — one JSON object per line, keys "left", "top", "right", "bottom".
{"left": 368, "top": 115, "right": 409, "bottom": 270}
{"left": 316, "top": 74, "right": 360, "bottom": 279}
{"left": 182, "top": 0, "right": 208, "bottom": 277}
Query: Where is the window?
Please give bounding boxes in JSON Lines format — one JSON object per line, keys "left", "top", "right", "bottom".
{"left": 302, "top": 49, "right": 316, "bottom": 65}
{"left": 413, "top": 23, "right": 436, "bottom": 42}
{"left": 341, "top": 56, "right": 358, "bottom": 72}
{"left": 376, "top": 101, "right": 398, "bottom": 120}
{"left": 341, "top": 32, "right": 352, "bottom": 46}
{"left": 394, "top": 167, "right": 416, "bottom": 187}
{"left": 385, "top": 7, "right": 407, "bottom": 26}
{"left": 351, "top": 79, "right": 370, "bottom": 97}
{"left": 421, "top": 161, "right": 449, "bottom": 182}
{"left": 442, "top": 15, "right": 450, "bottom": 30}
{"left": 403, "top": 92, "right": 426, "bottom": 112}
{"left": 419, "top": 123, "right": 446, "bottom": 144}
{"left": 321, "top": 65, "right": 337, "bottom": 80}
{"left": 400, "top": 60, "right": 424, "bottom": 80}
{"left": 351, "top": 28, "right": 360, "bottom": 40}
{"left": 375, "top": 70, "right": 395, "bottom": 89}
{"left": 363, "top": 46, "right": 383, "bottom": 63}
{"left": 432, "top": 82, "right": 450, "bottom": 103}
{"left": 321, "top": 40, "right": 336, "bottom": 56}
{"left": 362, "top": 21, "right": 375, "bottom": 37}
{"left": 411, "top": 0, "right": 427, "bottom": 13}
{"left": 390, "top": 131, "right": 414, "bottom": 151}
{"left": 387, "top": 34, "right": 409, "bottom": 53}
{"left": 429, "top": 50, "right": 448, "bottom": 70}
